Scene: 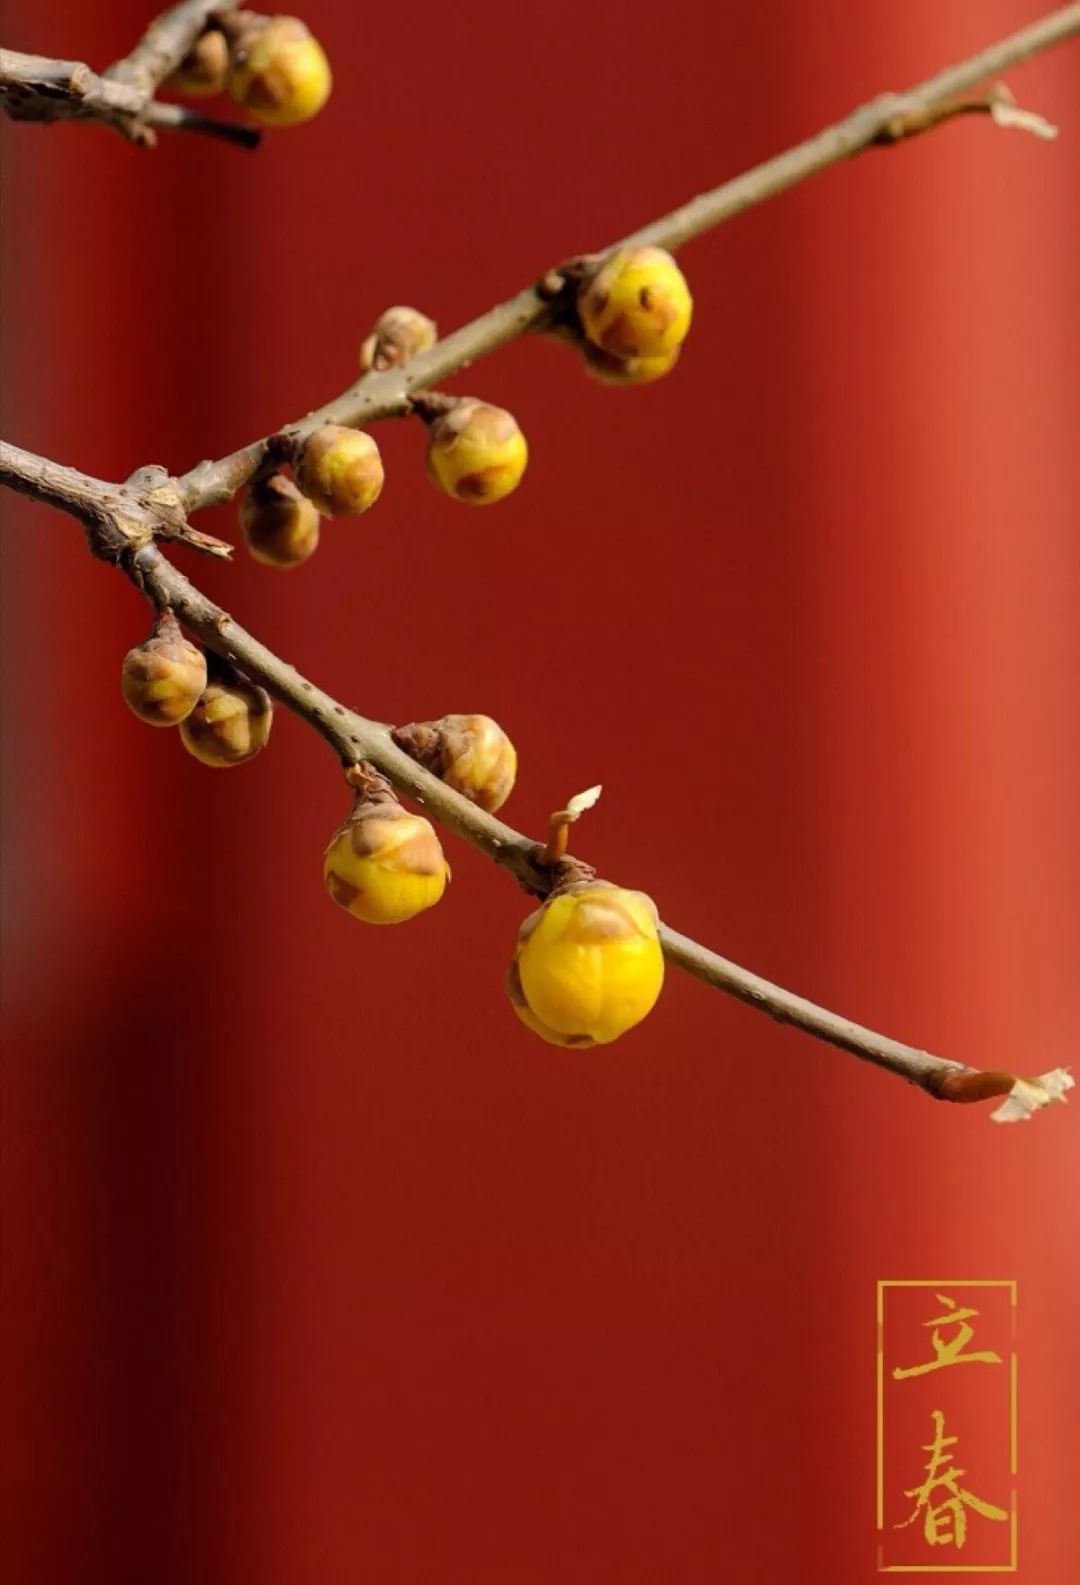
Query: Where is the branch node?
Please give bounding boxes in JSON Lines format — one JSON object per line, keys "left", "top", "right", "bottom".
{"left": 409, "top": 391, "right": 459, "bottom": 424}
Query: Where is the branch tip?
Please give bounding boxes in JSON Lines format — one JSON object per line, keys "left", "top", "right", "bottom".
{"left": 991, "top": 97, "right": 1059, "bottom": 139}
{"left": 990, "top": 1067, "right": 1074, "bottom": 1123}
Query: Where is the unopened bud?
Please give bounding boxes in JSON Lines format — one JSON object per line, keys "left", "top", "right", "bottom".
{"left": 121, "top": 609, "right": 207, "bottom": 727}
{"left": 359, "top": 306, "right": 438, "bottom": 372}
{"left": 226, "top": 15, "right": 332, "bottom": 126}
{"left": 425, "top": 399, "right": 528, "bottom": 505}
{"left": 508, "top": 883, "right": 664, "bottom": 1045}
{"left": 241, "top": 472, "right": 320, "bottom": 567}
{"left": 582, "top": 342, "right": 681, "bottom": 386}
{"left": 179, "top": 671, "right": 272, "bottom": 767}
{"left": 324, "top": 791, "right": 450, "bottom": 924}
{"left": 578, "top": 246, "right": 693, "bottom": 360}
{"left": 166, "top": 28, "right": 229, "bottom": 96}
{"left": 393, "top": 714, "right": 517, "bottom": 813}
{"left": 294, "top": 425, "right": 384, "bottom": 517}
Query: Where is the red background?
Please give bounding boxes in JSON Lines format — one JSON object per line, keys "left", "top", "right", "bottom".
{"left": 3, "top": 2, "right": 1079, "bottom": 1580}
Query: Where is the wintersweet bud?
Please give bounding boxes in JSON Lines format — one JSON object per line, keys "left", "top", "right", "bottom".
{"left": 578, "top": 246, "right": 693, "bottom": 360}
{"left": 359, "top": 306, "right": 438, "bottom": 372}
{"left": 295, "top": 426, "right": 384, "bottom": 517}
{"left": 324, "top": 797, "right": 450, "bottom": 924}
{"left": 121, "top": 610, "right": 207, "bottom": 727}
{"left": 167, "top": 29, "right": 229, "bottom": 95}
{"left": 425, "top": 399, "right": 528, "bottom": 505}
{"left": 509, "top": 883, "right": 664, "bottom": 1046}
{"left": 392, "top": 714, "right": 517, "bottom": 813}
{"left": 225, "top": 16, "right": 331, "bottom": 126}
{"left": 241, "top": 472, "right": 320, "bottom": 567}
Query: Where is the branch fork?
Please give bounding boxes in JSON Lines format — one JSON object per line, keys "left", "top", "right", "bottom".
{"left": 0, "top": 3, "right": 261, "bottom": 149}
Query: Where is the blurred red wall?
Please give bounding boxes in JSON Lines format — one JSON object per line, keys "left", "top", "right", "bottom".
{"left": 3, "top": 2, "right": 1079, "bottom": 1581}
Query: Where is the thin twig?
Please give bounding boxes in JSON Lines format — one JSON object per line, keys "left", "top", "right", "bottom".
{"left": 174, "top": 2, "right": 1080, "bottom": 509}
{"left": 141, "top": 99, "right": 261, "bottom": 149}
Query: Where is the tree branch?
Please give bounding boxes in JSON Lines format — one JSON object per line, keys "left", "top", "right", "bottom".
{"left": 174, "top": 1, "right": 1080, "bottom": 509}
{"left": 0, "top": 5, "right": 260, "bottom": 149}
{"left": 5, "top": 4, "right": 1080, "bottom": 1120}
{"left": 2, "top": 438, "right": 1070, "bottom": 1117}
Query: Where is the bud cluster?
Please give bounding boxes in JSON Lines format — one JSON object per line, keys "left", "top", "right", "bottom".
{"left": 237, "top": 424, "right": 385, "bottom": 570}
{"left": 323, "top": 726, "right": 665, "bottom": 1047}
{"left": 121, "top": 617, "right": 274, "bottom": 770}
{"left": 119, "top": 625, "right": 666, "bottom": 1040}
{"left": 166, "top": 13, "right": 332, "bottom": 128}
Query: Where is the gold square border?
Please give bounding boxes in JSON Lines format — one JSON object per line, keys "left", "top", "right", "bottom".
{"left": 876, "top": 1279, "right": 1018, "bottom": 1573}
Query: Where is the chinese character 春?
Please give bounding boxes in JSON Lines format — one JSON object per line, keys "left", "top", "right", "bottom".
{"left": 895, "top": 1409, "right": 1008, "bottom": 1549}
{"left": 892, "top": 1292, "right": 1003, "bottom": 1380}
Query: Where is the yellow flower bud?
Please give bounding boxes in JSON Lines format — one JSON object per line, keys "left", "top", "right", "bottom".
{"left": 324, "top": 798, "right": 450, "bottom": 924}
{"left": 509, "top": 883, "right": 664, "bottom": 1045}
{"left": 121, "top": 610, "right": 207, "bottom": 727}
{"left": 241, "top": 472, "right": 320, "bottom": 567}
{"left": 578, "top": 246, "right": 693, "bottom": 360}
{"left": 166, "top": 28, "right": 229, "bottom": 96}
{"left": 582, "top": 342, "right": 681, "bottom": 386}
{"left": 179, "top": 675, "right": 272, "bottom": 767}
{"left": 225, "top": 16, "right": 331, "bottom": 127}
{"left": 294, "top": 425, "right": 384, "bottom": 517}
{"left": 425, "top": 399, "right": 528, "bottom": 505}
{"left": 359, "top": 305, "right": 438, "bottom": 372}
{"left": 393, "top": 714, "right": 517, "bottom": 813}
